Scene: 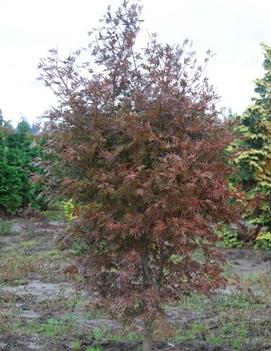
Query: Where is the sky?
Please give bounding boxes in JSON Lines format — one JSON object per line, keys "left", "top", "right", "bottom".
{"left": 0, "top": 0, "right": 271, "bottom": 126}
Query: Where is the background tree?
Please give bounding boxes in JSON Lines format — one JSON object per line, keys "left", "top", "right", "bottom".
{"left": 0, "top": 113, "right": 23, "bottom": 213}
{"left": 39, "top": 1, "right": 240, "bottom": 349}
{"left": 232, "top": 44, "right": 271, "bottom": 245}
{"left": 0, "top": 113, "right": 44, "bottom": 214}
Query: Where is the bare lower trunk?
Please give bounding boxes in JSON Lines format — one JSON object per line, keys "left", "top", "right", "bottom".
{"left": 143, "top": 320, "right": 153, "bottom": 351}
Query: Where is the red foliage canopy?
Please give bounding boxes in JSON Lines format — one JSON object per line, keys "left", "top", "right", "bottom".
{"left": 39, "top": 0, "right": 239, "bottom": 325}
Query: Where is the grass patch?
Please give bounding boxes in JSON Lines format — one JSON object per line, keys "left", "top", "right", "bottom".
{"left": 0, "top": 252, "right": 41, "bottom": 284}
{"left": 38, "top": 248, "right": 67, "bottom": 261}
{"left": 0, "top": 220, "right": 14, "bottom": 236}
{"left": 177, "top": 293, "right": 207, "bottom": 312}
{"left": 171, "top": 291, "right": 270, "bottom": 350}
{"left": 37, "top": 293, "right": 90, "bottom": 314}
{"left": 173, "top": 313, "right": 250, "bottom": 350}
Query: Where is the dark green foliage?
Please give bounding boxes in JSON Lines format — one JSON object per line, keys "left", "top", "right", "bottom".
{"left": 0, "top": 111, "right": 45, "bottom": 214}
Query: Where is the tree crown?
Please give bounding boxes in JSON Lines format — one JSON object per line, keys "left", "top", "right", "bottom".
{"left": 39, "top": 0, "right": 239, "bottom": 324}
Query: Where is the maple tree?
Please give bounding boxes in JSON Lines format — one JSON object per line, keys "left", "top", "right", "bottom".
{"left": 39, "top": 1, "right": 239, "bottom": 349}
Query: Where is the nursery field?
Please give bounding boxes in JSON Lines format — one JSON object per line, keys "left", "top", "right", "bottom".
{"left": 0, "top": 218, "right": 270, "bottom": 351}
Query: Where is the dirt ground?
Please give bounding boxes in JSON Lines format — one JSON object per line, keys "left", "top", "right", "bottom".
{"left": 0, "top": 218, "right": 270, "bottom": 351}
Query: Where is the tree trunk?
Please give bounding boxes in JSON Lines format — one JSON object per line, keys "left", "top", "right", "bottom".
{"left": 143, "top": 320, "right": 153, "bottom": 351}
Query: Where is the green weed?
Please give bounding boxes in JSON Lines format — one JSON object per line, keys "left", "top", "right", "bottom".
{"left": 71, "top": 239, "right": 87, "bottom": 256}
{"left": 256, "top": 231, "right": 271, "bottom": 250}
{"left": 90, "top": 328, "right": 108, "bottom": 341}
{"left": 0, "top": 220, "right": 12, "bottom": 236}
{"left": 71, "top": 340, "right": 81, "bottom": 351}
{"left": 215, "top": 224, "right": 243, "bottom": 248}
